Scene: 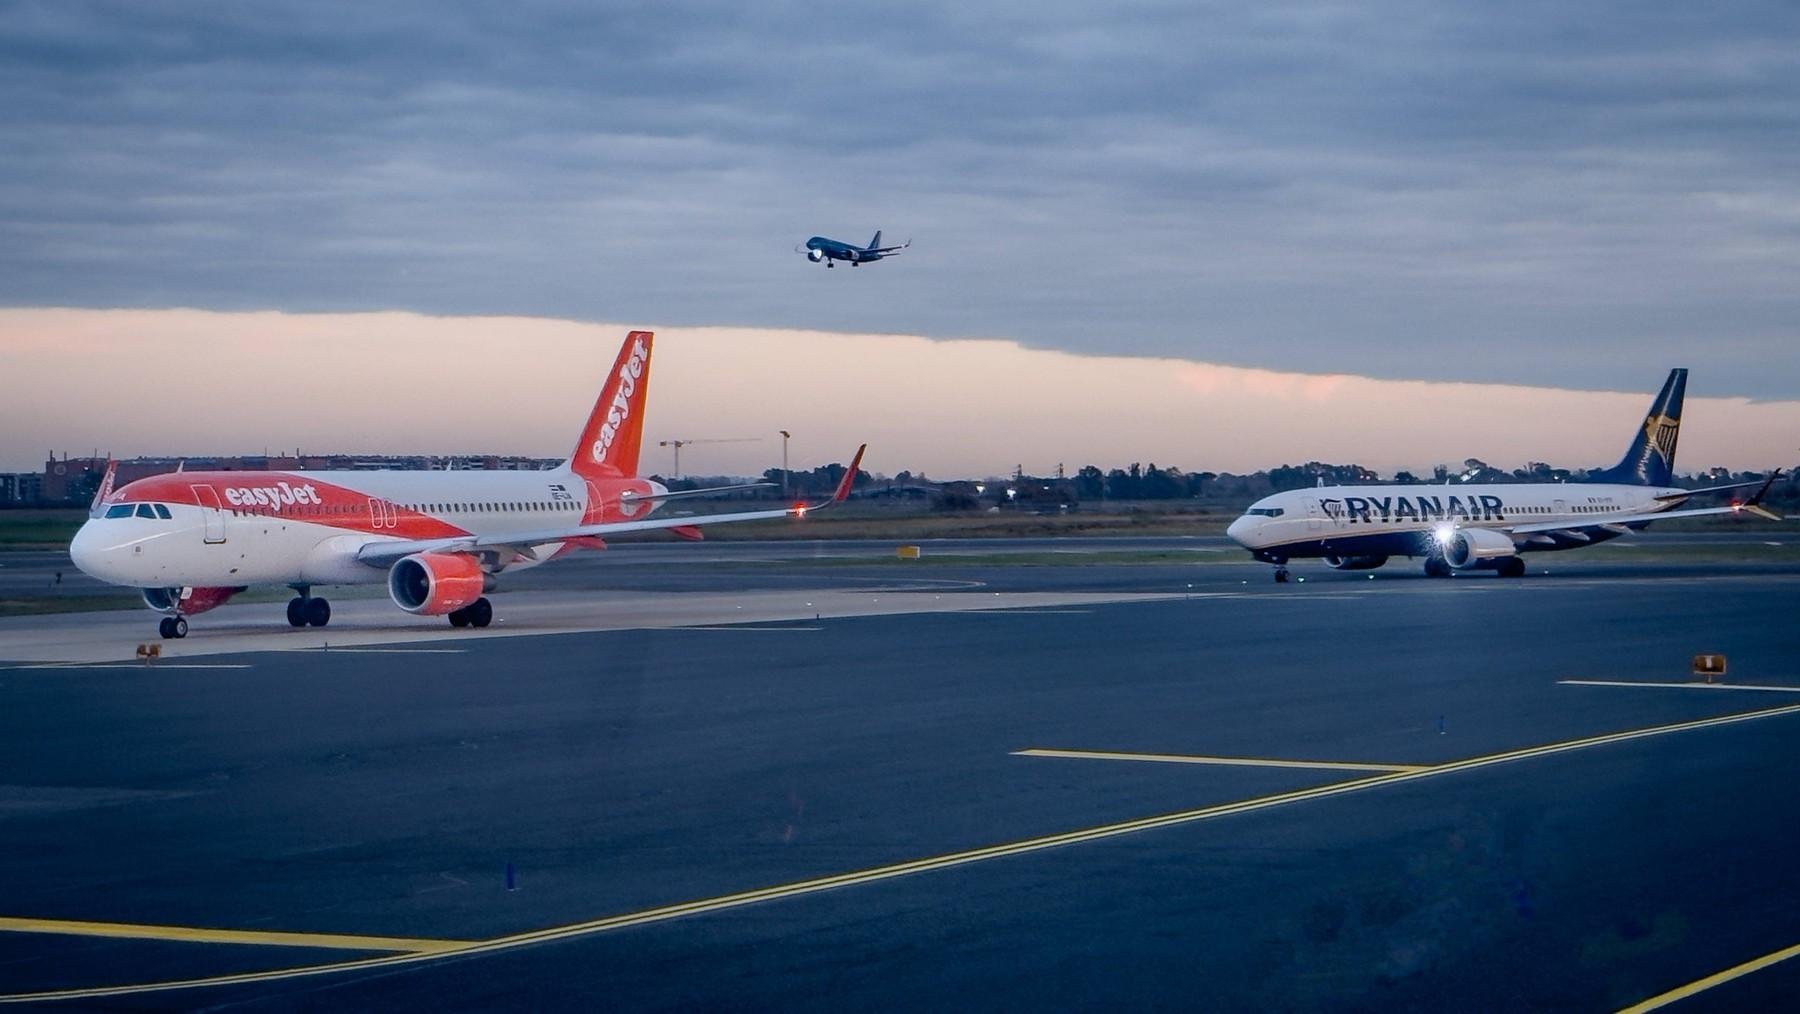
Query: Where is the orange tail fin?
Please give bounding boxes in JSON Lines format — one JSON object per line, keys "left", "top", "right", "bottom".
{"left": 571, "top": 331, "right": 654, "bottom": 478}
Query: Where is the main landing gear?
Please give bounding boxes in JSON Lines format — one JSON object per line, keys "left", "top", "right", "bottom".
{"left": 447, "top": 598, "right": 493, "bottom": 629}
{"left": 158, "top": 616, "right": 188, "bottom": 639}
{"left": 1423, "top": 557, "right": 1451, "bottom": 578}
{"left": 1497, "top": 557, "right": 1527, "bottom": 578}
{"left": 286, "top": 588, "right": 331, "bottom": 628}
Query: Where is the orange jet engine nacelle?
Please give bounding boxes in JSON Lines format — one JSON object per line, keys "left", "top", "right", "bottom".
{"left": 386, "top": 553, "right": 486, "bottom": 615}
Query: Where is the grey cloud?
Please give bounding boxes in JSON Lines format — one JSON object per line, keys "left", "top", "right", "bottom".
{"left": 2, "top": 0, "right": 1799, "bottom": 396}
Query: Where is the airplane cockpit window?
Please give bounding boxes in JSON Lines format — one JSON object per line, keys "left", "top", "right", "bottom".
{"left": 104, "top": 504, "right": 134, "bottom": 519}
{"left": 1245, "top": 507, "right": 1285, "bottom": 517}
{"left": 154, "top": 504, "right": 172, "bottom": 519}
{"left": 135, "top": 504, "right": 157, "bottom": 519}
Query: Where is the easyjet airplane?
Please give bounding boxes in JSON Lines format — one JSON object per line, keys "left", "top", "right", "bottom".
{"left": 70, "top": 331, "right": 865, "bottom": 638}
{"left": 1225, "top": 369, "right": 1781, "bottom": 582}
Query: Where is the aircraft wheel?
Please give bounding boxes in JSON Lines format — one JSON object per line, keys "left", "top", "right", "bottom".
{"left": 1273, "top": 567, "right": 1289, "bottom": 584}
{"left": 468, "top": 598, "right": 493, "bottom": 628}
{"left": 305, "top": 597, "right": 331, "bottom": 627}
{"left": 1498, "top": 557, "right": 1526, "bottom": 578}
{"left": 287, "top": 598, "right": 307, "bottom": 627}
{"left": 158, "top": 617, "right": 175, "bottom": 639}
{"left": 1424, "top": 557, "right": 1451, "bottom": 578}
{"left": 448, "top": 607, "right": 471, "bottom": 628}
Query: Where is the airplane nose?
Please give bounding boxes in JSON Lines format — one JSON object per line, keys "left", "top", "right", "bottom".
{"left": 68, "top": 522, "right": 102, "bottom": 576}
{"left": 1225, "top": 515, "right": 1258, "bottom": 547}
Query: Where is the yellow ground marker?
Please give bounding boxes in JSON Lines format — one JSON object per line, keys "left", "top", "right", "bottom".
{"left": 1618, "top": 940, "right": 1800, "bottom": 1012}
{"left": 7, "top": 700, "right": 1800, "bottom": 1005}
{"left": 1013, "top": 748, "right": 1428, "bottom": 773}
{"left": 0, "top": 916, "right": 469, "bottom": 954}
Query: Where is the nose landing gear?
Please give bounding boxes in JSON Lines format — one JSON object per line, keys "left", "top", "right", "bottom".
{"left": 1273, "top": 566, "right": 1290, "bottom": 584}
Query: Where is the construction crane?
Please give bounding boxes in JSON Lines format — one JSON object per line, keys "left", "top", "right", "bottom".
{"left": 657, "top": 438, "right": 760, "bottom": 478}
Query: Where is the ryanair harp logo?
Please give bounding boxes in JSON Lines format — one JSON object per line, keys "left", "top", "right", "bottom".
{"left": 1644, "top": 412, "right": 1679, "bottom": 462}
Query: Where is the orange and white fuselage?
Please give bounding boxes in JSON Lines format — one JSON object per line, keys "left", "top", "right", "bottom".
{"left": 69, "top": 330, "right": 865, "bottom": 636}
{"left": 71, "top": 467, "right": 667, "bottom": 589}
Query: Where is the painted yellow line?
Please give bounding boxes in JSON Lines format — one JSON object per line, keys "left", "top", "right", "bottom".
{"left": 1013, "top": 747, "right": 1428, "bottom": 773}
{"left": 9, "top": 700, "right": 1800, "bottom": 1004}
{"left": 1562, "top": 679, "right": 1800, "bottom": 694}
{"left": 0, "top": 916, "right": 470, "bottom": 954}
{"left": 1619, "top": 940, "right": 1800, "bottom": 1012}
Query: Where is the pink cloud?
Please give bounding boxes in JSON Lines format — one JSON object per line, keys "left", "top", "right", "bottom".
{"left": 2, "top": 308, "right": 1794, "bottom": 478}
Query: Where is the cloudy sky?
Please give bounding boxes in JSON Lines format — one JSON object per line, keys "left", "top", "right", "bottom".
{"left": 3, "top": 2, "right": 1798, "bottom": 471}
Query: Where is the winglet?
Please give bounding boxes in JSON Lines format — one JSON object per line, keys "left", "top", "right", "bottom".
{"left": 1740, "top": 469, "right": 1784, "bottom": 520}
{"left": 832, "top": 444, "right": 867, "bottom": 503}
{"left": 88, "top": 458, "right": 116, "bottom": 518}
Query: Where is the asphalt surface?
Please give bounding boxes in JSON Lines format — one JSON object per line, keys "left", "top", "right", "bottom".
{"left": 2, "top": 548, "right": 1799, "bottom": 1010}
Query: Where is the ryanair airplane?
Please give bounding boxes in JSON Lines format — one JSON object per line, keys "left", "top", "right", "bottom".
{"left": 1226, "top": 370, "right": 1781, "bottom": 582}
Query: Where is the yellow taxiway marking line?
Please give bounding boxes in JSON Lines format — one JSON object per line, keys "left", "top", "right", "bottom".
{"left": 8, "top": 700, "right": 1800, "bottom": 1004}
{"left": 1619, "top": 939, "right": 1800, "bottom": 1012}
{"left": 1013, "top": 748, "right": 1428, "bottom": 773}
{"left": 1562, "top": 679, "right": 1800, "bottom": 693}
{"left": 0, "top": 917, "right": 470, "bottom": 954}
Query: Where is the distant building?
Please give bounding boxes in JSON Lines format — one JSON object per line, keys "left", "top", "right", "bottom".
{"left": 22, "top": 452, "right": 563, "bottom": 506}
{"left": 0, "top": 472, "right": 43, "bottom": 506}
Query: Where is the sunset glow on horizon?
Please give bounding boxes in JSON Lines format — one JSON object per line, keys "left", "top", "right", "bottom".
{"left": 3, "top": 307, "right": 1795, "bottom": 480}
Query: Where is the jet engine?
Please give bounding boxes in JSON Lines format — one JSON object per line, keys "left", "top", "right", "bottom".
{"left": 387, "top": 553, "right": 486, "bottom": 615}
{"left": 142, "top": 586, "right": 245, "bottom": 615}
{"left": 844, "top": 248, "right": 859, "bottom": 261}
{"left": 1324, "top": 554, "right": 1389, "bottom": 571}
{"left": 1445, "top": 527, "right": 1516, "bottom": 569}
{"left": 807, "top": 248, "right": 825, "bottom": 262}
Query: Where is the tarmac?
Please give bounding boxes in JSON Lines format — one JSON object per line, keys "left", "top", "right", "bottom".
{"left": 1, "top": 537, "right": 1798, "bottom": 1009}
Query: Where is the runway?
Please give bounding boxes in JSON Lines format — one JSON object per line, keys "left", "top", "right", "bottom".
{"left": 1, "top": 544, "right": 1799, "bottom": 1009}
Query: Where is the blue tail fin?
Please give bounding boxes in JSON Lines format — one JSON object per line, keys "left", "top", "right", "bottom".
{"left": 867, "top": 230, "right": 882, "bottom": 251}
{"left": 1589, "top": 369, "right": 1685, "bottom": 486}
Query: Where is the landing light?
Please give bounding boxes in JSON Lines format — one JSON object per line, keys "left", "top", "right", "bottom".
{"left": 1432, "top": 523, "right": 1456, "bottom": 547}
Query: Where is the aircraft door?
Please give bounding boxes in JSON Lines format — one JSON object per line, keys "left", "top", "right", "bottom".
{"left": 191, "top": 484, "right": 227, "bottom": 544}
{"left": 1303, "top": 498, "right": 1323, "bottom": 532}
{"left": 1553, "top": 498, "right": 1567, "bottom": 519}
{"left": 368, "top": 497, "right": 397, "bottom": 529}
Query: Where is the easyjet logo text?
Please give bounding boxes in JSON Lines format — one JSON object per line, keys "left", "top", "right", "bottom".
{"left": 224, "top": 482, "right": 322, "bottom": 508}
{"left": 590, "top": 336, "right": 648, "bottom": 464}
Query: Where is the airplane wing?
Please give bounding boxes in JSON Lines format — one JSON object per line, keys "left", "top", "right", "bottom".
{"left": 869, "top": 239, "right": 912, "bottom": 255}
{"left": 1653, "top": 475, "right": 1781, "bottom": 501}
{"left": 622, "top": 481, "right": 774, "bottom": 504}
{"left": 1507, "top": 471, "right": 1784, "bottom": 536}
{"left": 356, "top": 446, "right": 864, "bottom": 566}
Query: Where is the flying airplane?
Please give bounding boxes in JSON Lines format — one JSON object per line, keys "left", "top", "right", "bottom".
{"left": 70, "top": 331, "right": 867, "bottom": 638}
{"left": 797, "top": 230, "right": 910, "bottom": 268}
{"left": 1225, "top": 369, "right": 1782, "bottom": 582}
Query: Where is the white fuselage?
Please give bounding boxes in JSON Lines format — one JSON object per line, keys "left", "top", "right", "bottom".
{"left": 69, "top": 468, "right": 667, "bottom": 590}
{"left": 1225, "top": 482, "right": 1679, "bottom": 562}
